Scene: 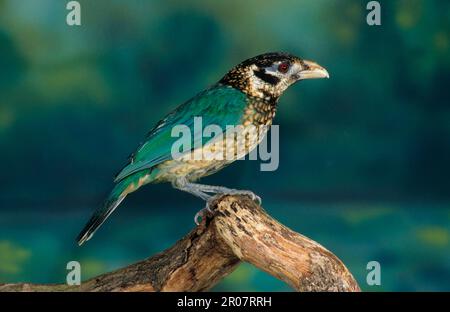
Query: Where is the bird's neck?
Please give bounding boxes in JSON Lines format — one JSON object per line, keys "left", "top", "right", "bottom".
{"left": 243, "top": 96, "right": 278, "bottom": 127}
{"left": 217, "top": 77, "right": 279, "bottom": 126}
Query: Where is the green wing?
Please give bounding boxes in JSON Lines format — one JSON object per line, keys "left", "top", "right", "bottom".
{"left": 114, "top": 85, "right": 247, "bottom": 182}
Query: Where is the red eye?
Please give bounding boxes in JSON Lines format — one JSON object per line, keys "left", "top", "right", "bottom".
{"left": 278, "top": 62, "right": 290, "bottom": 73}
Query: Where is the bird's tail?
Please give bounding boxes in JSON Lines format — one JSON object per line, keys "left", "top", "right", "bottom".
{"left": 76, "top": 171, "right": 153, "bottom": 246}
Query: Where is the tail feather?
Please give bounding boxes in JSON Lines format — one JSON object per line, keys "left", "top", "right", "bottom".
{"left": 76, "top": 170, "right": 154, "bottom": 246}
{"left": 76, "top": 195, "right": 126, "bottom": 246}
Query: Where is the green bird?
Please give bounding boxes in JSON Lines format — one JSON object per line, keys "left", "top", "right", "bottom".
{"left": 77, "top": 52, "right": 329, "bottom": 245}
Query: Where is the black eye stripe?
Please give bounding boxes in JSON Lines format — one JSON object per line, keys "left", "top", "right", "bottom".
{"left": 254, "top": 68, "right": 280, "bottom": 85}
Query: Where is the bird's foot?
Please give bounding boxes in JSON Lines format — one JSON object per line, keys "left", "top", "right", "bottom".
{"left": 188, "top": 183, "right": 262, "bottom": 205}
{"left": 193, "top": 191, "right": 261, "bottom": 225}
{"left": 194, "top": 208, "right": 207, "bottom": 225}
{"left": 194, "top": 198, "right": 217, "bottom": 225}
{"left": 221, "top": 189, "right": 262, "bottom": 205}
{"left": 172, "top": 178, "right": 262, "bottom": 224}
{"left": 194, "top": 194, "right": 224, "bottom": 225}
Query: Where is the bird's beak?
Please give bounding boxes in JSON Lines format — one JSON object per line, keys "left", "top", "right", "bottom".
{"left": 297, "top": 60, "right": 329, "bottom": 80}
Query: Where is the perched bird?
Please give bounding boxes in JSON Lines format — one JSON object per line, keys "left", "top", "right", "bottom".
{"left": 77, "top": 52, "right": 329, "bottom": 245}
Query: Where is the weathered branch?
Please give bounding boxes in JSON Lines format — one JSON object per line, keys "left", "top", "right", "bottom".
{"left": 0, "top": 195, "right": 360, "bottom": 292}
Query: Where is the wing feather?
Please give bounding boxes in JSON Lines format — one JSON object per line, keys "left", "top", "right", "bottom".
{"left": 114, "top": 85, "right": 247, "bottom": 182}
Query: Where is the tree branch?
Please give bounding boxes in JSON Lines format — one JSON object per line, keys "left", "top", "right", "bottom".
{"left": 0, "top": 195, "right": 360, "bottom": 292}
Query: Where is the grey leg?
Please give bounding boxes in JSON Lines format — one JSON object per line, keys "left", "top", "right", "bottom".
{"left": 173, "top": 177, "right": 261, "bottom": 204}
{"left": 172, "top": 178, "right": 212, "bottom": 201}
{"left": 172, "top": 177, "right": 262, "bottom": 224}
{"left": 187, "top": 183, "right": 262, "bottom": 205}
{"left": 172, "top": 178, "right": 213, "bottom": 225}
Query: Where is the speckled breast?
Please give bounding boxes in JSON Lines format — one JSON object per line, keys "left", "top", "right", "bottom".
{"left": 155, "top": 98, "right": 277, "bottom": 182}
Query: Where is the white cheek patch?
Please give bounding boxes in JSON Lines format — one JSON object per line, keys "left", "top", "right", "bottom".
{"left": 264, "top": 63, "right": 285, "bottom": 79}
{"left": 263, "top": 62, "right": 300, "bottom": 81}
{"left": 248, "top": 62, "right": 297, "bottom": 97}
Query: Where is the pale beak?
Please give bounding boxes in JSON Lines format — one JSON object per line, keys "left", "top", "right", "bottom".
{"left": 297, "top": 60, "right": 329, "bottom": 80}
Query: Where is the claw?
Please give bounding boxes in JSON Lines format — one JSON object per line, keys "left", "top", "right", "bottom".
{"left": 194, "top": 200, "right": 216, "bottom": 225}
{"left": 205, "top": 200, "right": 214, "bottom": 213}
{"left": 193, "top": 190, "right": 261, "bottom": 225}
{"left": 246, "top": 193, "right": 262, "bottom": 205}
{"left": 228, "top": 190, "right": 262, "bottom": 205}
{"left": 252, "top": 193, "right": 262, "bottom": 205}
{"left": 194, "top": 209, "right": 204, "bottom": 225}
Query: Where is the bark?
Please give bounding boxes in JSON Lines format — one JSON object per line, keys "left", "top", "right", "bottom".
{"left": 0, "top": 195, "right": 360, "bottom": 292}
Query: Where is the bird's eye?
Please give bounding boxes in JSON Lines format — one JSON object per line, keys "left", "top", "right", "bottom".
{"left": 278, "top": 62, "right": 290, "bottom": 73}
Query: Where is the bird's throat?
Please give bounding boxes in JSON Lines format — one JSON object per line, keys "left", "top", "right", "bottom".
{"left": 242, "top": 96, "right": 278, "bottom": 127}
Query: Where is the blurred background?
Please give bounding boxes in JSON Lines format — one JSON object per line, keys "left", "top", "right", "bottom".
{"left": 0, "top": 0, "right": 449, "bottom": 291}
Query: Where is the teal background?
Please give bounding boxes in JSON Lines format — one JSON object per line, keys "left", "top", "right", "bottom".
{"left": 0, "top": 0, "right": 449, "bottom": 291}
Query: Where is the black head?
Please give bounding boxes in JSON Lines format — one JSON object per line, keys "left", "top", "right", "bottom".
{"left": 220, "top": 52, "right": 329, "bottom": 101}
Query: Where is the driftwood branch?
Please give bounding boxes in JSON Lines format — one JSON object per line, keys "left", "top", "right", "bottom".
{"left": 0, "top": 195, "right": 360, "bottom": 292}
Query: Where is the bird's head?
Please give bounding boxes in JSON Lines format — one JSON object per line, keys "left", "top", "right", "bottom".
{"left": 220, "top": 52, "right": 329, "bottom": 101}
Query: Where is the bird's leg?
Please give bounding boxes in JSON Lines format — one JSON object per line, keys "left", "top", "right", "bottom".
{"left": 172, "top": 177, "right": 262, "bottom": 225}
{"left": 173, "top": 178, "right": 261, "bottom": 205}
{"left": 191, "top": 183, "right": 262, "bottom": 205}
{"left": 172, "top": 178, "right": 214, "bottom": 225}
{"left": 172, "top": 177, "right": 212, "bottom": 201}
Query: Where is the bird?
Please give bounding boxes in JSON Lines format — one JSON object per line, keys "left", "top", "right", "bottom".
{"left": 77, "top": 52, "right": 329, "bottom": 245}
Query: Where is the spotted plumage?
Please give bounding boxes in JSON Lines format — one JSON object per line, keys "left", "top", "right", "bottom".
{"left": 77, "top": 52, "right": 329, "bottom": 245}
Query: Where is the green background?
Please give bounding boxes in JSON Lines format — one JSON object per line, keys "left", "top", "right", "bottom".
{"left": 0, "top": 0, "right": 449, "bottom": 291}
